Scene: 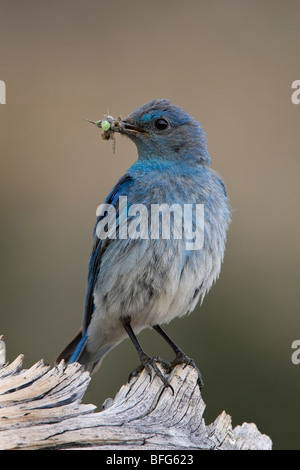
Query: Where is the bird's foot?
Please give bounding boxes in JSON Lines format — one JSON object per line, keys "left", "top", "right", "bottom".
{"left": 171, "top": 351, "right": 204, "bottom": 389}
{"left": 128, "top": 353, "right": 174, "bottom": 393}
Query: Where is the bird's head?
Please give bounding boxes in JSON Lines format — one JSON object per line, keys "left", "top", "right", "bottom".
{"left": 116, "top": 99, "right": 211, "bottom": 166}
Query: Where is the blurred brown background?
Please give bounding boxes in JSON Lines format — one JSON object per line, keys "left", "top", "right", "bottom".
{"left": 1, "top": 0, "right": 299, "bottom": 450}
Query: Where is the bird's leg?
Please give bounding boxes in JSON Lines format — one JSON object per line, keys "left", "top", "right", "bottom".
{"left": 121, "top": 316, "right": 173, "bottom": 391}
{"left": 153, "top": 324, "right": 204, "bottom": 389}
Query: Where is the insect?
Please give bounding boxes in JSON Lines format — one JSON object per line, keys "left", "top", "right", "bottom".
{"left": 83, "top": 115, "right": 122, "bottom": 153}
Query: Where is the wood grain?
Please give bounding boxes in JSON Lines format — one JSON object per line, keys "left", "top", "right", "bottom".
{"left": 0, "top": 344, "right": 272, "bottom": 450}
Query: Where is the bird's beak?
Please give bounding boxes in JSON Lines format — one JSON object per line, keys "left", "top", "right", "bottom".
{"left": 117, "top": 119, "right": 148, "bottom": 135}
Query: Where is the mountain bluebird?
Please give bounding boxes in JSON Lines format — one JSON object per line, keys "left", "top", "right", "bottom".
{"left": 57, "top": 99, "right": 231, "bottom": 389}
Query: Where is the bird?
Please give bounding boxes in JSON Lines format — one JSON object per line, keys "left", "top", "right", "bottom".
{"left": 57, "top": 99, "right": 231, "bottom": 389}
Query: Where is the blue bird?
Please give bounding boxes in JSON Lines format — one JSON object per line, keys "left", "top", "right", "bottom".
{"left": 57, "top": 99, "right": 231, "bottom": 389}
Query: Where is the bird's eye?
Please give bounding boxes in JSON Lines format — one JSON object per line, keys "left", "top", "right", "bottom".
{"left": 154, "top": 118, "right": 169, "bottom": 130}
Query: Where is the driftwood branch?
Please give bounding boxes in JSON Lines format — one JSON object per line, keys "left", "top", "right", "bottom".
{"left": 0, "top": 339, "right": 272, "bottom": 450}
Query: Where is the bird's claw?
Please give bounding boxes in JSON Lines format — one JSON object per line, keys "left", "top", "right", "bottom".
{"left": 128, "top": 353, "right": 174, "bottom": 394}
{"left": 129, "top": 352, "right": 203, "bottom": 391}
{"left": 171, "top": 351, "right": 204, "bottom": 389}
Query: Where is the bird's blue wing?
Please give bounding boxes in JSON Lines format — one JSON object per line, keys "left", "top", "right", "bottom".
{"left": 82, "top": 173, "right": 134, "bottom": 332}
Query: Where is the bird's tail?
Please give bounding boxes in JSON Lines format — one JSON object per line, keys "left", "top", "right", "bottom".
{"left": 56, "top": 330, "right": 107, "bottom": 374}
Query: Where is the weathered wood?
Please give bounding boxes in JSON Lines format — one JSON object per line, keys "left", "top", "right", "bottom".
{"left": 0, "top": 336, "right": 5, "bottom": 367}
{"left": 0, "top": 340, "right": 272, "bottom": 450}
